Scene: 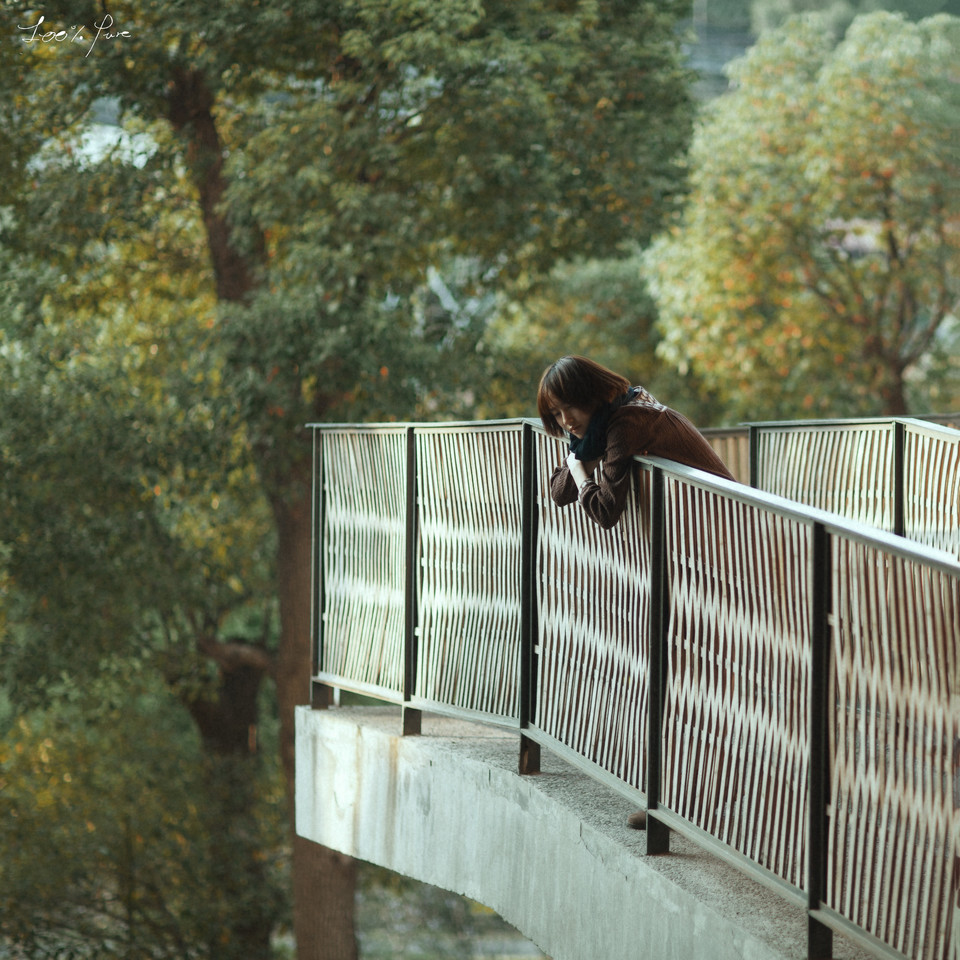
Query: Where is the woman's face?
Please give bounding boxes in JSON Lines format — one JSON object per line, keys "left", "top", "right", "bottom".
{"left": 548, "top": 397, "right": 595, "bottom": 438}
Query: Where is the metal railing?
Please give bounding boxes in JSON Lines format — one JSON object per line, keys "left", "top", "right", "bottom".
{"left": 308, "top": 418, "right": 960, "bottom": 960}
{"left": 701, "top": 425, "right": 751, "bottom": 484}
{"left": 701, "top": 414, "right": 960, "bottom": 490}
{"left": 749, "top": 417, "right": 960, "bottom": 561}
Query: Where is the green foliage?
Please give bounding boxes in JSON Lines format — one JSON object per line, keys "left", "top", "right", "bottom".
{"left": 3, "top": 0, "right": 699, "bottom": 457}
{"left": 477, "top": 254, "right": 723, "bottom": 424}
{"left": 1, "top": 1, "right": 699, "bottom": 955}
{"left": 646, "top": 11, "right": 960, "bottom": 420}
{"left": 5, "top": 0, "right": 696, "bottom": 430}
{"left": 0, "top": 666, "right": 288, "bottom": 960}
{"left": 750, "top": 0, "right": 960, "bottom": 36}
{"left": 0, "top": 188, "right": 273, "bottom": 702}
{"left": 0, "top": 124, "right": 280, "bottom": 953}
{"left": 214, "top": 0, "right": 697, "bottom": 440}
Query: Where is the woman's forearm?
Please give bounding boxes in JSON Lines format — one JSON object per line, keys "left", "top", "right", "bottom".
{"left": 565, "top": 452, "right": 592, "bottom": 490}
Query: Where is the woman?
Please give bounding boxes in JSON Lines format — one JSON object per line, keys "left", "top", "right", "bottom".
{"left": 538, "top": 355, "right": 734, "bottom": 529}
{"left": 539, "top": 356, "right": 735, "bottom": 831}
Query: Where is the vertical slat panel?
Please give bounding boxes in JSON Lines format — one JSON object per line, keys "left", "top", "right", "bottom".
{"left": 903, "top": 424, "right": 960, "bottom": 560}
{"left": 415, "top": 425, "right": 523, "bottom": 720}
{"left": 828, "top": 537, "right": 960, "bottom": 960}
{"left": 756, "top": 423, "right": 896, "bottom": 530}
{"left": 702, "top": 427, "right": 751, "bottom": 485}
{"left": 660, "top": 476, "right": 812, "bottom": 890}
{"left": 320, "top": 428, "right": 407, "bottom": 695}
{"left": 532, "top": 433, "right": 651, "bottom": 792}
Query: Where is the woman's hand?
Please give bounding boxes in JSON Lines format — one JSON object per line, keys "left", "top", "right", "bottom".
{"left": 566, "top": 453, "right": 599, "bottom": 491}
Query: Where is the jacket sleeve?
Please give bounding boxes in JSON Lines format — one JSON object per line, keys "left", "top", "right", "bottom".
{"left": 549, "top": 462, "right": 579, "bottom": 506}
{"left": 574, "top": 418, "right": 643, "bottom": 529}
{"left": 575, "top": 458, "right": 635, "bottom": 529}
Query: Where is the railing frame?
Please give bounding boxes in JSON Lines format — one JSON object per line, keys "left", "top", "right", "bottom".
{"left": 747, "top": 416, "right": 960, "bottom": 544}
{"left": 645, "top": 466, "right": 670, "bottom": 854}
{"left": 308, "top": 417, "right": 960, "bottom": 960}
{"left": 403, "top": 426, "right": 422, "bottom": 735}
{"left": 808, "top": 522, "right": 833, "bottom": 960}
{"left": 519, "top": 421, "right": 541, "bottom": 774}
{"left": 310, "top": 427, "right": 330, "bottom": 710}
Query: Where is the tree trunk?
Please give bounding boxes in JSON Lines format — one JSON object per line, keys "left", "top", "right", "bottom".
{"left": 167, "top": 66, "right": 359, "bottom": 960}
{"left": 272, "top": 464, "right": 359, "bottom": 960}
{"left": 185, "top": 660, "right": 277, "bottom": 960}
{"left": 879, "top": 360, "right": 908, "bottom": 416}
{"left": 862, "top": 329, "right": 908, "bottom": 416}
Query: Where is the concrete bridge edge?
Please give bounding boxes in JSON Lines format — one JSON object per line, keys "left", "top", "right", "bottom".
{"left": 295, "top": 706, "right": 870, "bottom": 960}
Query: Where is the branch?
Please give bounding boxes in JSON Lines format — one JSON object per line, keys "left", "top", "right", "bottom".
{"left": 165, "top": 65, "right": 264, "bottom": 302}
{"left": 196, "top": 633, "right": 274, "bottom": 675}
{"left": 901, "top": 197, "right": 956, "bottom": 364}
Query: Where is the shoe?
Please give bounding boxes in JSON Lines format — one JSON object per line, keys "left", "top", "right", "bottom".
{"left": 627, "top": 810, "right": 647, "bottom": 830}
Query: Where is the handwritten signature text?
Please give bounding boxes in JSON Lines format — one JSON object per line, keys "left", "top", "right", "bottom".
{"left": 19, "top": 15, "right": 132, "bottom": 58}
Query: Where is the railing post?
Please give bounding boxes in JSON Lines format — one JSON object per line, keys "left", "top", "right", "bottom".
{"left": 310, "top": 428, "right": 332, "bottom": 710}
{"left": 808, "top": 521, "right": 833, "bottom": 959}
{"left": 893, "top": 420, "right": 905, "bottom": 538}
{"left": 646, "top": 466, "right": 670, "bottom": 853}
{"left": 749, "top": 424, "right": 760, "bottom": 488}
{"left": 403, "top": 426, "right": 422, "bottom": 736}
{"left": 519, "top": 421, "right": 541, "bottom": 775}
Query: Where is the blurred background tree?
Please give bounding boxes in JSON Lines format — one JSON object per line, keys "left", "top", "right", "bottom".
{"left": 646, "top": 11, "right": 960, "bottom": 420}
{"left": 749, "top": 0, "right": 960, "bottom": 37}
{"left": 476, "top": 253, "right": 721, "bottom": 424}
{"left": 0, "top": 666, "right": 288, "bottom": 959}
{"left": 0, "top": 149, "right": 285, "bottom": 957}
{"left": 683, "top": 0, "right": 960, "bottom": 97}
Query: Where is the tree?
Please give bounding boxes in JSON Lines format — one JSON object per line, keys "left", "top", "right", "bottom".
{"left": 0, "top": 165, "right": 286, "bottom": 955}
{"left": 2, "top": 1, "right": 697, "bottom": 957}
{"left": 0, "top": 667, "right": 288, "bottom": 960}
{"left": 750, "top": 0, "right": 960, "bottom": 37}
{"left": 646, "top": 11, "right": 960, "bottom": 421}
{"left": 476, "top": 254, "right": 722, "bottom": 424}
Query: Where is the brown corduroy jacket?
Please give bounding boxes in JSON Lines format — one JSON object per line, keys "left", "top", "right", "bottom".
{"left": 550, "top": 391, "right": 734, "bottom": 529}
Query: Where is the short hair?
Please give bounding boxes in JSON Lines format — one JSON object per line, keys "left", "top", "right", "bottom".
{"left": 537, "top": 356, "right": 631, "bottom": 437}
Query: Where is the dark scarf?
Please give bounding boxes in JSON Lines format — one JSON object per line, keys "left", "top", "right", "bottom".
{"left": 568, "top": 387, "right": 639, "bottom": 462}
